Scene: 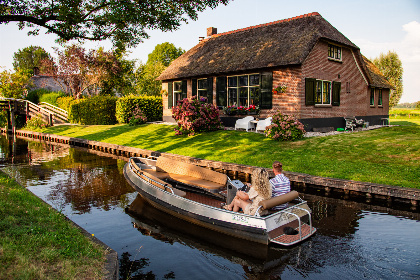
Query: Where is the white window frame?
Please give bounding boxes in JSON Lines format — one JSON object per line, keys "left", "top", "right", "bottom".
{"left": 227, "top": 74, "right": 260, "bottom": 107}
{"left": 197, "top": 78, "right": 208, "bottom": 99}
{"left": 315, "top": 79, "right": 332, "bottom": 105}
{"left": 328, "top": 44, "right": 342, "bottom": 61}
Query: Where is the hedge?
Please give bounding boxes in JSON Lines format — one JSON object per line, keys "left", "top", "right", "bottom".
{"left": 68, "top": 96, "right": 118, "bottom": 125}
{"left": 116, "top": 95, "right": 163, "bottom": 123}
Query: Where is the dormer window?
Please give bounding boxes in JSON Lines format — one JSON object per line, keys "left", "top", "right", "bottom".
{"left": 328, "top": 44, "right": 342, "bottom": 61}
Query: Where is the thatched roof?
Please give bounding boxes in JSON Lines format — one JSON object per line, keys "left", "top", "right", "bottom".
{"left": 157, "top": 12, "right": 359, "bottom": 81}
{"left": 361, "top": 55, "right": 393, "bottom": 89}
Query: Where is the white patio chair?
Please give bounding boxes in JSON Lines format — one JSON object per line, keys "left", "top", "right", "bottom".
{"left": 255, "top": 117, "right": 272, "bottom": 132}
{"left": 234, "top": 116, "right": 255, "bottom": 132}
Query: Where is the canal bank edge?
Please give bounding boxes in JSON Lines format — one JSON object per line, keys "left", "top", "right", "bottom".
{"left": 0, "top": 170, "right": 119, "bottom": 280}
{"left": 5, "top": 128, "right": 419, "bottom": 207}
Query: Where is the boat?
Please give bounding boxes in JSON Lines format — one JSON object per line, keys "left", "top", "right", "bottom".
{"left": 123, "top": 156, "right": 316, "bottom": 246}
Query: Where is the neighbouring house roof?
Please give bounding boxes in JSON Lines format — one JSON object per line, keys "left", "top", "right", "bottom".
{"left": 361, "top": 55, "right": 394, "bottom": 89}
{"left": 157, "top": 12, "right": 359, "bottom": 81}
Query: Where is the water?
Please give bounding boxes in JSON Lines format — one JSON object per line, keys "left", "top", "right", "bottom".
{"left": 1, "top": 135, "right": 419, "bottom": 279}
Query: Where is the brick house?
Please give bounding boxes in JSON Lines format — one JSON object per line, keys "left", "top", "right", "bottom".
{"left": 157, "top": 12, "right": 392, "bottom": 130}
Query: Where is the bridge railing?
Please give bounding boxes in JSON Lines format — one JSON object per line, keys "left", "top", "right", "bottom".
{"left": 0, "top": 98, "right": 69, "bottom": 125}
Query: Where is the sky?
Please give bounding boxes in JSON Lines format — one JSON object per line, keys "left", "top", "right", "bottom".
{"left": 1, "top": 0, "right": 419, "bottom": 103}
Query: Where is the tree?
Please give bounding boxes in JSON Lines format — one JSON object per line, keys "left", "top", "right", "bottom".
{"left": 416, "top": 101, "right": 420, "bottom": 110}
{"left": 135, "top": 42, "right": 184, "bottom": 96}
{"left": 0, "top": 68, "right": 33, "bottom": 99}
{"left": 372, "top": 51, "right": 403, "bottom": 108}
{"left": 135, "top": 61, "right": 166, "bottom": 96}
{"left": 0, "top": 0, "right": 229, "bottom": 47}
{"left": 13, "top": 46, "right": 51, "bottom": 75}
{"left": 146, "top": 42, "right": 185, "bottom": 67}
{"left": 97, "top": 45, "right": 136, "bottom": 96}
{"left": 40, "top": 44, "right": 127, "bottom": 99}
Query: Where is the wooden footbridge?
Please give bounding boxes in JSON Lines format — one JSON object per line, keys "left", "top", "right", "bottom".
{"left": 0, "top": 98, "right": 69, "bottom": 131}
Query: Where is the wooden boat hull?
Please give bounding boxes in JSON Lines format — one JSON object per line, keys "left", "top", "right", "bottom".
{"left": 124, "top": 159, "right": 316, "bottom": 246}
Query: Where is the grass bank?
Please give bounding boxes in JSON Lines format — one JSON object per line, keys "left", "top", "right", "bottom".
{"left": 35, "top": 124, "right": 420, "bottom": 189}
{"left": 0, "top": 171, "right": 106, "bottom": 279}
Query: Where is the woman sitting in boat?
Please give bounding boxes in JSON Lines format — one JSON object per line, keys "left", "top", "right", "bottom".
{"left": 223, "top": 168, "right": 272, "bottom": 215}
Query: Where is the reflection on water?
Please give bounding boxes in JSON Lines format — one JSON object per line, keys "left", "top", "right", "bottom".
{"left": 1, "top": 135, "right": 419, "bottom": 280}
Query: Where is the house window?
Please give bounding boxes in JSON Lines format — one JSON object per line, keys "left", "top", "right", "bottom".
{"left": 378, "top": 89, "right": 383, "bottom": 106}
{"left": 315, "top": 80, "right": 331, "bottom": 105}
{"left": 328, "top": 44, "right": 342, "bottom": 61}
{"left": 198, "top": 78, "right": 209, "bottom": 99}
{"left": 227, "top": 74, "right": 260, "bottom": 107}
{"left": 173, "top": 81, "right": 183, "bottom": 105}
{"left": 370, "top": 88, "right": 375, "bottom": 106}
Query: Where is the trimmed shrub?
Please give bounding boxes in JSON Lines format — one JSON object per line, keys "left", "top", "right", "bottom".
{"left": 26, "top": 89, "right": 51, "bottom": 104}
{"left": 39, "top": 91, "right": 66, "bottom": 107}
{"left": 116, "top": 95, "right": 163, "bottom": 123}
{"left": 56, "top": 96, "right": 75, "bottom": 111}
{"left": 68, "top": 96, "right": 117, "bottom": 125}
{"left": 265, "top": 111, "right": 305, "bottom": 141}
{"left": 172, "top": 97, "right": 223, "bottom": 136}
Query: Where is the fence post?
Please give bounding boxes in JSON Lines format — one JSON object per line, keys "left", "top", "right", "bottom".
{"left": 49, "top": 113, "right": 53, "bottom": 126}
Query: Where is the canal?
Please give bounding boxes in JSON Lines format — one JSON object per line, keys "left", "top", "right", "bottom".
{"left": 1, "top": 135, "right": 419, "bottom": 280}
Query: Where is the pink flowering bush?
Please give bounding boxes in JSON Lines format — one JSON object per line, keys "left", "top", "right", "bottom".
{"left": 172, "top": 97, "right": 223, "bottom": 136}
{"left": 265, "top": 111, "right": 305, "bottom": 141}
{"left": 128, "top": 106, "right": 147, "bottom": 126}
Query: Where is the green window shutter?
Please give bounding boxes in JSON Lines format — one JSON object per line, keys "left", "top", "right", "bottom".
{"left": 207, "top": 77, "right": 213, "bottom": 104}
{"left": 305, "top": 78, "right": 316, "bottom": 105}
{"left": 192, "top": 79, "right": 197, "bottom": 97}
{"left": 332, "top": 81, "right": 341, "bottom": 106}
{"left": 168, "top": 82, "right": 173, "bottom": 109}
{"left": 260, "top": 72, "right": 273, "bottom": 109}
{"left": 216, "top": 76, "right": 227, "bottom": 107}
{"left": 182, "top": 80, "right": 187, "bottom": 99}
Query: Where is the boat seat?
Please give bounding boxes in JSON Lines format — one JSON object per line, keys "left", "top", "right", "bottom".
{"left": 155, "top": 156, "right": 228, "bottom": 192}
{"left": 258, "top": 191, "right": 299, "bottom": 210}
{"left": 141, "top": 169, "right": 170, "bottom": 180}
{"left": 169, "top": 174, "right": 226, "bottom": 192}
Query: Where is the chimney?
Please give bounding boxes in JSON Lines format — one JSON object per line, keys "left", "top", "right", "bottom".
{"left": 207, "top": 27, "right": 217, "bottom": 37}
{"left": 199, "top": 36, "right": 205, "bottom": 42}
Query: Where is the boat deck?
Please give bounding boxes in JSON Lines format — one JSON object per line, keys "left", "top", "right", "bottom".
{"left": 184, "top": 192, "right": 223, "bottom": 208}
{"left": 271, "top": 224, "right": 313, "bottom": 245}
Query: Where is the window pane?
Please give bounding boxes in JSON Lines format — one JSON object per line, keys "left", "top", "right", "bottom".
{"left": 228, "top": 76, "right": 237, "bottom": 87}
{"left": 323, "top": 81, "right": 330, "bottom": 104}
{"left": 239, "top": 76, "right": 248, "bottom": 87}
{"left": 315, "top": 81, "right": 322, "bottom": 103}
{"left": 370, "top": 88, "right": 374, "bottom": 105}
{"left": 249, "top": 75, "right": 259, "bottom": 86}
{"left": 174, "top": 81, "right": 182, "bottom": 92}
{"left": 228, "top": 88, "right": 237, "bottom": 106}
{"left": 239, "top": 87, "right": 248, "bottom": 107}
{"left": 249, "top": 87, "right": 259, "bottom": 105}
{"left": 336, "top": 47, "right": 341, "bottom": 60}
{"left": 198, "top": 79, "right": 207, "bottom": 90}
{"left": 328, "top": 45, "right": 333, "bottom": 58}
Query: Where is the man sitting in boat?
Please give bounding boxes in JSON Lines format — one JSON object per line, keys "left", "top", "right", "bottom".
{"left": 270, "top": 161, "right": 291, "bottom": 210}
{"left": 223, "top": 168, "right": 272, "bottom": 216}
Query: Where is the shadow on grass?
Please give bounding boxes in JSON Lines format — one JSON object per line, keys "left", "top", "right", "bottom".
{"left": 390, "top": 120, "right": 420, "bottom": 126}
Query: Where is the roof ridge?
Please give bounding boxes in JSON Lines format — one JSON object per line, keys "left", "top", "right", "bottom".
{"left": 208, "top": 12, "right": 321, "bottom": 40}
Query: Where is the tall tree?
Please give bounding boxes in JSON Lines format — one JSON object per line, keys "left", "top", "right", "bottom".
{"left": 13, "top": 46, "right": 51, "bottom": 75}
{"left": 372, "top": 51, "right": 403, "bottom": 108}
{"left": 146, "top": 42, "right": 185, "bottom": 66}
{"left": 40, "top": 44, "right": 126, "bottom": 99}
{"left": 0, "top": 68, "right": 33, "bottom": 99}
{"left": 0, "top": 0, "right": 229, "bottom": 47}
{"left": 135, "top": 42, "right": 184, "bottom": 96}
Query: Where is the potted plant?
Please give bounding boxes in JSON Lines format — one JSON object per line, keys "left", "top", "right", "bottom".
{"left": 224, "top": 106, "right": 237, "bottom": 116}
{"left": 246, "top": 104, "right": 260, "bottom": 115}
{"left": 237, "top": 106, "right": 247, "bottom": 115}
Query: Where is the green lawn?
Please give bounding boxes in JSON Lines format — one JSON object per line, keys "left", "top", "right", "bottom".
{"left": 0, "top": 171, "right": 106, "bottom": 279}
{"left": 37, "top": 123, "right": 420, "bottom": 189}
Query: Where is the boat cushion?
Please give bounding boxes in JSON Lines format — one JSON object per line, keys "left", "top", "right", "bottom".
{"left": 141, "top": 169, "right": 171, "bottom": 180}
{"left": 156, "top": 156, "right": 227, "bottom": 191}
{"left": 259, "top": 191, "right": 299, "bottom": 210}
{"left": 139, "top": 169, "right": 186, "bottom": 197}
